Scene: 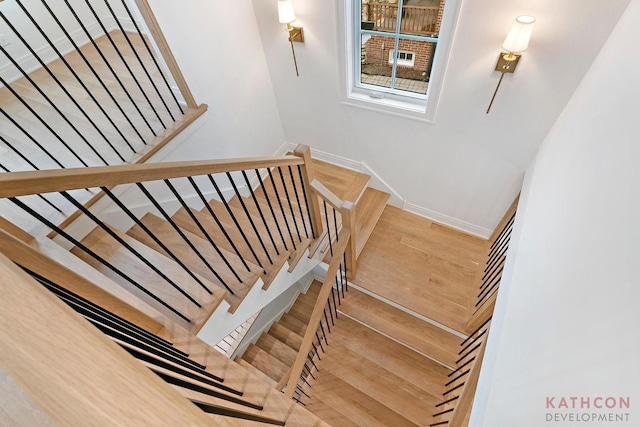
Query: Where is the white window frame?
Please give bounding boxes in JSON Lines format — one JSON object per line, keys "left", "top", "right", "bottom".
{"left": 339, "top": 0, "right": 462, "bottom": 121}
{"left": 388, "top": 49, "right": 415, "bottom": 67}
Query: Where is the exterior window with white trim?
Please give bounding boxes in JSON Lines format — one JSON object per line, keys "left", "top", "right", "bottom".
{"left": 344, "top": 0, "right": 459, "bottom": 117}
{"left": 358, "top": 0, "right": 444, "bottom": 97}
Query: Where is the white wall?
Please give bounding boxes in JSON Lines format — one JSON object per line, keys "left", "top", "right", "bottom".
{"left": 250, "top": 0, "right": 630, "bottom": 233}
{"left": 143, "top": 0, "right": 285, "bottom": 162}
{"left": 471, "top": 0, "right": 640, "bottom": 424}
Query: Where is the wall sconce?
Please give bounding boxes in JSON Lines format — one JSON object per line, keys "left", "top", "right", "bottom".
{"left": 486, "top": 15, "right": 535, "bottom": 114}
{"left": 278, "top": 0, "right": 304, "bottom": 76}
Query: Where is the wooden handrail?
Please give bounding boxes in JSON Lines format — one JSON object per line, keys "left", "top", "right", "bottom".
{"left": 293, "top": 145, "right": 323, "bottom": 239}
{"left": 449, "top": 332, "right": 488, "bottom": 427}
{"left": 133, "top": 0, "right": 198, "bottom": 109}
{"left": 310, "top": 180, "right": 343, "bottom": 211}
{"left": 0, "top": 228, "right": 166, "bottom": 335}
{"left": 284, "top": 228, "right": 351, "bottom": 398}
{"left": 0, "top": 155, "right": 303, "bottom": 198}
{"left": 0, "top": 252, "right": 215, "bottom": 426}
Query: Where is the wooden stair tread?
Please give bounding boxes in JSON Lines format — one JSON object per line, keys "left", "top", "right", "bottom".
{"left": 278, "top": 313, "right": 307, "bottom": 336}
{"left": 312, "top": 159, "right": 370, "bottom": 202}
{"left": 339, "top": 288, "right": 460, "bottom": 368}
{"left": 234, "top": 357, "right": 277, "bottom": 387}
{"left": 268, "top": 323, "right": 303, "bottom": 351}
{"left": 241, "top": 344, "right": 288, "bottom": 382}
{"left": 304, "top": 372, "right": 419, "bottom": 427}
{"left": 301, "top": 399, "right": 362, "bottom": 427}
{"left": 355, "top": 187, "right": 390, "bottom": 257}
{"left": 327, "top": 316, "right": 451, "bottom": 397}
{"left": 173, "top": 206, "right": 288, "bottom": 290}
{"left": 127, "top": 212, "right": 261, "bottom": 312}
{"left": 70, "top": 226, "right": 225, "bottom": 330}
{"left": 318, "top": 340, "right": 441, "bottom": 426}
{"left": 256, "top": 333, "right": 297, "bottom": 366}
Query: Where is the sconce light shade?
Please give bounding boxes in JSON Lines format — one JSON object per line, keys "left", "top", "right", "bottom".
{"left": 502, "top": 15, "right": 535, "bottom": 53}
{"left": 278, "top": 0, "right": 296, "bottom": 24}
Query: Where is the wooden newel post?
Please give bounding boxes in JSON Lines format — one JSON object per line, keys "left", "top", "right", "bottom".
{"left": 293, "top": 145, "right": 323, "bottom": 239}
{"left": 341, "top": 201, "right": 357, "bottom": 280}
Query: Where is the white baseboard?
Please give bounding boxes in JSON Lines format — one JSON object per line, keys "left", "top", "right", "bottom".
{"left": 278, "top": 142, "right": 492, "bottom": 239}
{"left": 403, "top": 202, "right": 492, "bottom": 239}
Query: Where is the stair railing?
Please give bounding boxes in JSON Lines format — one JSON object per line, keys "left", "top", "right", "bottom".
{"left": 427, "top": 197, "right": 520, "bottom": 426}
{"left": 465, "top": 196, "right": 519, "bottom": 334}
{"left": 0, "top": 0, "right": 207, "bottom": 228}
{"left": 0, "top": 227, "right": 313, "bottom": 425}
{"left": 0, "top": 146, "right": 344, "bottom": 330}
{"left": 280, "top": 177, "right": 355, "bottom": 398}
{"left": 0, "top": 248, "right": 216, "bottom": 426}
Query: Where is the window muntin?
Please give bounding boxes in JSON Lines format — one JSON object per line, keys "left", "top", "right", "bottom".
{"left": 357, "top": 0, "right": 443, "bottom": 99}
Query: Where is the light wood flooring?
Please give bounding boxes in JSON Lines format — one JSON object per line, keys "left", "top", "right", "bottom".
{"left": 353, "top": 205, "right": 485, "bottom": 333}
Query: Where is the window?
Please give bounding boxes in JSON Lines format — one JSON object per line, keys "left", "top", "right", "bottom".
{"left": 343, "top": 0, "right": 460, "bottom": 118}
{"left": 388, "top": 49, "right": 415, "bottom": 67}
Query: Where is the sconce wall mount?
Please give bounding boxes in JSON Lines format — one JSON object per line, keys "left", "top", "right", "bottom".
{"left": 278, "top": 0, "right": 304, "bottom": 76}
{"left": 486, "top": 15, "right": 535, "bottom": 114}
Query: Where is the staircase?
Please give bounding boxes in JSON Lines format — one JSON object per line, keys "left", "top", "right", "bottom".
{"left": 0, "top": 140, "right": 506, "bottom": 426}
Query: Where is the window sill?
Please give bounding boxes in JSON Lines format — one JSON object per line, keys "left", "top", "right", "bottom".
{"left": 343, "top": 89, "right": 435, "bottom": 123}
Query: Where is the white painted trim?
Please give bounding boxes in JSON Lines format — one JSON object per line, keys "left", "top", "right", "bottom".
{"left": 278, "top": 143, "right": 492, "bottom": 238}
{"left": 404, "top": 201, "right": 492, "bottom": 239}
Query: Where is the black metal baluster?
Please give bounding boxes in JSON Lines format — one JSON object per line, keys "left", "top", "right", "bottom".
{"left": 0, "top": 13, "right": 129, "bottom": 162}
{"left": 255, "top": 169, "right": 288, "bottom": 251}
{"left": 339, "top": 259, "right": 346, "bottom": 298}
{"left": 342, "top": 254, "right": 349, "bottom": 292}
{"left": 102, "top": 0, "right": 175, "bottom": 121}
{"left": 28, "top": 270, "right": 183, "bottom": 355}
{"left": 136, "top": 183, "right": 219, "bottom": 294}
{"left": 297, "top": 165, "right": 316, "bottom": 239}
{"left": 164, "top": 178, "right": 241, "bottom": 285}
{"left": 323, "top": 307, "right": 331, "bottom": 332}
{"left": 311, "top": 341, "right": 321, "bottom": 360}
{"left": 307, "top": 353, "right": 320, "bottom": 371}
{"left": 118, "top": 0, "right": 184, "bottom": 114}
{"left": 188, "top": 177, "right": 251, "bottom": 272}
{"left": 324, "top": 201, "right": 333, "bottom": 257}
{"left": 334, "top": 277, "right": 341, "bottom": 306}
{"left": 330, "top": 287, "right": 339, "bottom": 319}
{"left": 34, "top": 0, "right": 146, "bottom": 145}
{"left": 81, "top": 0, "right": 165, "bottom": 129}
{"left": 315, "top": 331, "right": 325, "bottom": 352}
{"left": 0, "top": 163, "right": 62, "bottom": 213}
{"left": 241, "top": 170, "right": 279, "bottom": 255}
{"left": 62, "top": 0, "right": 156, "bottom": 136}
{"left": 60, "top": 191, "right": 203, "bottom": 306}
{"left": 289, "top": 166, "right": 309, "bottom": 239}
{"left": 326, "top": 298, "right": 335, "bottom": 326}
{"left": 0, "top": 75, "right": 89, "bottom": 167}
{"left": 277, "top": 167, "right": 301, "bottom": 242}
{"left": 319, "top": 321, "right": 328, "bottom": 345}
{"left": 333, "top": 209, "right": 340, "bottom": 244}
{"left": 226, "top": 172, "right": 274, "bottom": 264}
{"left": 267, "top": 168, "right": 296, "bottom": 250}
{"left": 9, "top": 197, "right": 190, "bottom": 322}
{"left": 208, "top": 175, "right": 265, "bottom": 270}
{"left": 101, "top": 187, "right": 212, "bottom": 290}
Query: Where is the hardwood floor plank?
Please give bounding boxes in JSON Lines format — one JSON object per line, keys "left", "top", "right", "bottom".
{"left": 353, "top": 205, "right": 485, "bottom": 333}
